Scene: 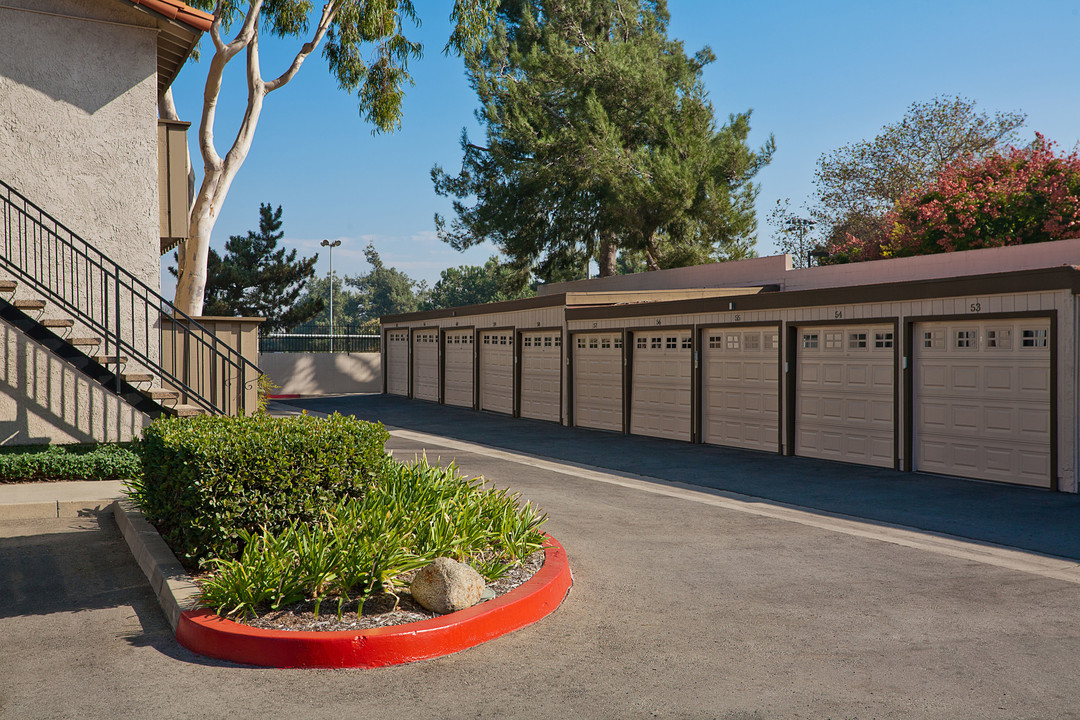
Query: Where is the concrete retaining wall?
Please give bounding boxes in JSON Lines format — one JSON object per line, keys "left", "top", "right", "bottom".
{"left": 259, "top": 353, "right": 382, "bottom": 396}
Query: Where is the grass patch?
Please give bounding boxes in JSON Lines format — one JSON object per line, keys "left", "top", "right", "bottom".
{"left": 0, "top": 442, "right": 140, "bottom": 483}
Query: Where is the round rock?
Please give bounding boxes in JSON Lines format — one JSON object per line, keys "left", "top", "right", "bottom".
{"left": 410, "top": 557, "right": 486, "bottom": 614}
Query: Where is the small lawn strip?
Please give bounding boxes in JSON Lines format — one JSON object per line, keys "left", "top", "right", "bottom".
{"left": 0, "top": 442, "right": 140, "bottom": 483}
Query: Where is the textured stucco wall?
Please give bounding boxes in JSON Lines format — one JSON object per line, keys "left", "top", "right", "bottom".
{"left": 0, "top": 0, "right": 163, "bottom": 444}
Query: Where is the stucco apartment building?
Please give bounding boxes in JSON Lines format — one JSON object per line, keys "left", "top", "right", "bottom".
{"left": 0, "top": 0, "right": 255, "bottom": 445}
{"left": 383, "top": 240, "right": 1080, "bottom": 493}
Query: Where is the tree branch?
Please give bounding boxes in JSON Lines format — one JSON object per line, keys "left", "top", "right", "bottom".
{"left": 265, "top": 2, "right": 339, "bottom": 92}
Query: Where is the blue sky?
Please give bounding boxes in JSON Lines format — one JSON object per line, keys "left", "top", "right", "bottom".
{"left": 162, "top": 0, "right": 1080, "bottom": 296}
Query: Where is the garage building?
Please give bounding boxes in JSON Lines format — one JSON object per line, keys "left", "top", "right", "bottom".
{"left": 383, "top": 240, "right": 1080, "bottom": 492}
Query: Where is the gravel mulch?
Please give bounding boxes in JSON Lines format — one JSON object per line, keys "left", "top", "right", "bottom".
{"left": 237, "top": 551, "right": 545, "bottom": 633}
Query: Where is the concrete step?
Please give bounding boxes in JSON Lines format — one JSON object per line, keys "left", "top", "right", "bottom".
{"left": 40, "top": 318, "right": 74, "bottom": 329}
{"left": 14, "top": 299, "right": 45, "bottom": 311}
{"left": 0, "top": 280, "right": 15, "bottom": 293}
{"left": 121, "top": 373, "right": 154, "bottom": 383}
{"left": 145, "top": 389, "right": 179, "bottom": 402}
{"left": 172, "top": 404, "right": 205, "bottom": 418}
{"left": 67, "top": 337, "right": 101, "bottom": 347}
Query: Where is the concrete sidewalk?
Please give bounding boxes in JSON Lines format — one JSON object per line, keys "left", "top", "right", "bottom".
{"left": 0, "top": 480, "right": 126, "bottom": 521}
{"left": 275, "top": 394, "right": 1080, "bottom": 561}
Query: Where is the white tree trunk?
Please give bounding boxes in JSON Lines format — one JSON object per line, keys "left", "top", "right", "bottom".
{"left": 171, "top": 1, "right": 338, "bottom": 316}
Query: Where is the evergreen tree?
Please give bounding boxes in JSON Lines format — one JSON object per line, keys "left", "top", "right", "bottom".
{"left": 424, "top": 257, "right": 536, "bottom": 310}
{"left": 432, "top": 0, "right": 773, "bottom": 281}
{"left": 346, "top": 244, "right": 427, "bottom": 320}
{"left": 200, "top": 203, "right": 323, "bottom": 331}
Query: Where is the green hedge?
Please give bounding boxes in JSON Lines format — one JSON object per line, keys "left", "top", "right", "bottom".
{"left": 0, "top": 443, "right": 141, "bottom": 483}
{"left": 128, "top": 412, "right": 391, "bottom": 568}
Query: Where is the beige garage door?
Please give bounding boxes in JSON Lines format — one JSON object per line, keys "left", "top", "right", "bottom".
{"left": 412, "top": 330, "right": 439, "bottom": 401}
{"left": 702, "top": 327, "right": 780, "bottom": 452}
{"left": 573, "top": 333, "right": 623, "bottom": 432}
{"left": 796, "top": 325, "right": 895, "bottom": 467}
{"left": 914, "top": 319, "right": 1051, "bottom": 487}
{"left": 479, "top": 331, "right": 514, "bottom": 414}
{"left": 385, "top": 330, "right": 409, "bottom": 396}
{"left": 630, "top": 332, "right": 692, "bottom": 441}
{"left": 443, "top": 330, "right": 474, "bottom": 408}
{"left": 521, "top": 332, "right": 562, "bottom": 422}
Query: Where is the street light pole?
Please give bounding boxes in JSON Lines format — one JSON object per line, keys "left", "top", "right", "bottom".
{"left": 320, "top": 239, "right": 342, "bottom": 352}
{"left": 784, "top": 217, "right": 817, "bottom": 267}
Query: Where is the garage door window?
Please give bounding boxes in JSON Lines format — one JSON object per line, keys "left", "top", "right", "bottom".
{"left": 848, "top": 332, "right": 867, "bottom": 350}
{"left": 922, "top": 329, "right": 943, "bottom": 348}
{"left": 987, "top": 329, "right": 1012, "bottom": 349}
{"left": 802, "top": 333, "right": 818, "bottom": 349}
{"left": 955, "top": 330, "right": 977, "bottom": 349}
{"left": 1022, "top": 328, "right": 1048, "bottom": 348}
{"left": 874, "top": 332, "right": 894, "bottom": 349}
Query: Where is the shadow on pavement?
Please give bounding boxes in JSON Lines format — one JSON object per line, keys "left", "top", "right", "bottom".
{"left": 0, "top": 513, "right": 243, "bottom": 667}
{"left": 277, "top": 394, "right": 1080, "bottom": 561}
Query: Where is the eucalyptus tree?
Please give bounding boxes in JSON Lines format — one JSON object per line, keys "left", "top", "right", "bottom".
{"left": 166, "top": 0, "right": 498, "bottom": 315}
{"left": 432, "top": 0, "right": 773, "bottom": 279}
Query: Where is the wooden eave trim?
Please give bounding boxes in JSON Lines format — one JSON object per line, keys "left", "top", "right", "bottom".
{"left": 381, "top": 293, "right": 568, "bottom": 324}
{"left": 566, "top": 266, "right": 1080, "bottom": 321}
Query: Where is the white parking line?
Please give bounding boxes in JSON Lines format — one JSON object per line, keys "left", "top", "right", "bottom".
{"left": 387, "top": 426, "right": 1080, "bottom": 586}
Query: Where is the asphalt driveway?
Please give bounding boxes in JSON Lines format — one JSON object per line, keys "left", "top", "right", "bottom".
{"left": 1, "top": 394, "right": 1079, "bottom": 719}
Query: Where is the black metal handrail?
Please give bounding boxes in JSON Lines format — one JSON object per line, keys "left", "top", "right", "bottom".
{"left": 0, "top": 178, "right": 260, "bottom": 415}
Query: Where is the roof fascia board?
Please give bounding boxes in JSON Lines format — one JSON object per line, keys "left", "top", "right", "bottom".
{"left": 381, "top": 293, "right": 568, "bottom": 325}
{"left": 566, "top": 266, "right": 1080, "bottom": 321}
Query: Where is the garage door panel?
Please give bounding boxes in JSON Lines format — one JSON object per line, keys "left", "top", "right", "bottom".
{"left": 630, "top": 332, "right": 691, "bottom": 442}
{"left": 386, "top": 330, "right": 409, "bottom": 396}
{"left": 412, "top": 331, "right": 439, "bottom": 402}
{"left": 1018, "top": 366, "right": 1050, "bottom": 393}
{"left": 914, "top": 319, "right": 1050, "bottom": 487}
{"left": 443, "top": 331, "right": 474, "bottom": 408}
{"left": 479, "top": 331, "right": 514, "bottom": 415}
{"left": 702, "top": 327, "right": 780, "bottom": 453}
{"left": 796, "top": 325, "right": 894, "bottom": 468}
{"left": 521, "top": 333, "right": 561, "bottom": 422}
{"left": 574, "top": 333, "right": 623, "bottom": 432}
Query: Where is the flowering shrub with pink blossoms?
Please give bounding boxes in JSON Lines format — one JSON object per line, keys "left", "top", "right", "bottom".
{"left": 827, "top": 134, "right": 1080, "bottom": 262}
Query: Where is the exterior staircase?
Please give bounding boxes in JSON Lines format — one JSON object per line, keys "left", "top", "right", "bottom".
{"left": 0, "top": 179, "right": 259, "bottom": 421}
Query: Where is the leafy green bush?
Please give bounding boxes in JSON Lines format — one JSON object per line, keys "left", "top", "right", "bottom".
{"left": 198, "top": 459, "right": 547, "bottom": 619}
{"left": 127, "top": 412, "right": 390, "bottom": 568}
{"left": 0, "top": 443, "right": 141, "bottom": 483}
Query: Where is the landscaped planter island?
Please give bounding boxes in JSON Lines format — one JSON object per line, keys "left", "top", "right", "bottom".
{"left": 118, "top": 412, "right": 571, "bottom": 668}
{"left": 175, "top": 535, "right": 571, "bottom": 668}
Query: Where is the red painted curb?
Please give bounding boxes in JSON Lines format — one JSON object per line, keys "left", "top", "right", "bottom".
{"left": 176, "top": 535, "right": 572, "bottom": 668}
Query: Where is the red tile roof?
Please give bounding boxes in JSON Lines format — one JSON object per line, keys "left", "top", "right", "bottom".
{"left": 125, "top": 0, "right": 213, "bottom": 32}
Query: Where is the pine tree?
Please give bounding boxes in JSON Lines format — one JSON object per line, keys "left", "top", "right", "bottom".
{"left": 202, "top": 203, "right": 323, "bottom": 332}
{"left": 432, "top": 0, "right": 773, "bottom": 281}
